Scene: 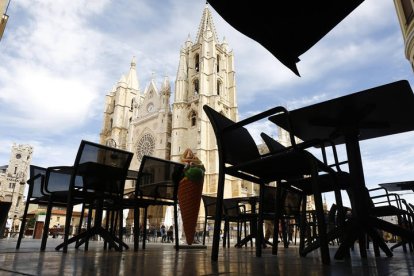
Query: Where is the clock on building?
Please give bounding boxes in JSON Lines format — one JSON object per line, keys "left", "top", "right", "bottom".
{"left": 136, "top": 133, "right": 155, "bottom": 161}
{"left": 147, "top": 103, "right": 154, "bottom": 112}
{"left": 15, "top": 153, "right": 21, "bottom": 159}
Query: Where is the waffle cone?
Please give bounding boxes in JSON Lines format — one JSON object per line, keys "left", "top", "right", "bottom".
{"left": 178, "top": 177, "right": 204, "bottom": 245}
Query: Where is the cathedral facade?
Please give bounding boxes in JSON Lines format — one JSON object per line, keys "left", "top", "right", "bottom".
{"left": 99, "top": 6, "right": 252, "bottom": 199}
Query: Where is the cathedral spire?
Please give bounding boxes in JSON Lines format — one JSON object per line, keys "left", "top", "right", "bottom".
{"left": 125, "top": 56, "right": 140, "bottom": 91}
{"left": 195, "top": 4, "right": 219, "bottom": 43}
{"left": 176, "top": 48, "right": 188, "bottom": 81}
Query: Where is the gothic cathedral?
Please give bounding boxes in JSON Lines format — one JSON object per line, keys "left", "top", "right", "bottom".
{"left": 99, "top": 6, "right": 247, "bottom": 199}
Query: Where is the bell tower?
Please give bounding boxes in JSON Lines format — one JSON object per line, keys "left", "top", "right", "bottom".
{"left": 171, "top": 5, "right": 240, "bottom": 196}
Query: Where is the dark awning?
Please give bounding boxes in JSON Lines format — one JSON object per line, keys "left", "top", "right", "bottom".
{"left": 207, "top": 1, "right": 364, "bottom": 76}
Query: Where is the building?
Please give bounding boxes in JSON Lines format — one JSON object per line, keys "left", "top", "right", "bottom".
{"left": 0, "top": 144, "right": 33, "bottom": 223}
{"left": 100, "top": 6, "right": 254, "bottom": 200}
{"left": 394, "top": 0, "right": 414, "bottom": 70}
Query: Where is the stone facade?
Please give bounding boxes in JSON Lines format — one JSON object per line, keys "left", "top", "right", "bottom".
{"left": 0, "top": 144, "right": 33, "bottom": 220}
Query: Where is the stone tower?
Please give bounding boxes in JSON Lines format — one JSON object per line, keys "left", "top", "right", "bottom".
{"left": 0, "top": 143, "right": 33, "bottom": 218}
{"left": 171, "top": 6, "right": 240, "bottom": 197}
{"left": 99, "top": 57, "right": 139, "bottom": 150}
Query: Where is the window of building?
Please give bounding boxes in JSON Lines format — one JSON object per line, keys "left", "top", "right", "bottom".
{"left": 194, "top": 79, "right": 199, "bottom": 94}
{"left": 217, "top": 54, "right": 220, "bottom": 72}
{"left": 14, "top": 167, "right": 17, "bottom": 174}
{"left": 136, "top": 133, "right": 156, "bottom": 161}
{"left": 190, "top": 111, "right": 197, "bottom": 127}
{"left": 9, "top": 183, "right": 15, "bottom": 189}
{"left": 195, "top": 53, "right": 200, "bottom": 72}
{"left": 217, "top": 80, "right": 221, "bottom": 96}
{"left": 401, "top": 0, "right": 414, "bottom": 24}
{"left": 110, "top": 118, "right": 113, "bottom": 129}
{"left": 56, "top": 217, "right": 60, "bottom": 222}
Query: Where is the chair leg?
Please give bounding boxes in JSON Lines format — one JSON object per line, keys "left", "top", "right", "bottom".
{"left": 202, "top": 218, "right": 207, "bottom": 245}
{"left": 61, "top": 200, "right": 74, "bottom": 253}
{"left": 142, "top": 207, "right": 148, "bottom": 250}
{"left": 211, "top": 170, "right": 225, "bottom": 261}
{"left": 75, "top": 203, "right": 86, "bottom": 248}
{"left": 311, "top": 170, "right": 330, "bottom": 265}
{"left": 16, "top": 202, "right": 30, "bottom": 249}
{"left": 256, "top": 183, "right": 265, "bottom": 257}
{"left": 174, "top": 203, "right": 179, "bottom": 250}
{"left": 41, "top": 200, "right": 53, "bottom": 251}
{"left": 134, "top": 206, "right": 140, "bottom": 251}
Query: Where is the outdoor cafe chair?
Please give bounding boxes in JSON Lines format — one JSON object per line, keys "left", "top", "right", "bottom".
{"left": 367, "top": 187, "right": 414, "bottom": 254}
{"left": 52, "top": 140, "right": 133, "bottom": 253}
{"left": 201, "top": 195, "right": 222, "bottom": 246}
{"left": 16, "top": 165, "right": 48, "bottom": 249}
{"left": 203, "top": 104, "right": 343, "bottom": 264}
{"left": 222, "top": 197, "right": 252, "bottom": 248}
{"left": 260, "top": 132, "right": 351, "bottom": 255}
{"left": 122, "top": 155, "right": 184, "bottom": 251}
{"left": 16, "top": 165, "right": 81, "bottom": 250}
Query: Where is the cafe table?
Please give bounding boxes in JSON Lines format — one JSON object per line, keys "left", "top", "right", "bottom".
{"left": 269, "top": 80, "right": 414, "bottom": 259}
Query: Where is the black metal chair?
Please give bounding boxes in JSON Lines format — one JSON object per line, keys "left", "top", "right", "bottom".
{"left": 201, "top": 195, "right": 218, "bottom": 245}
{"left": 367, "top": 187, "right": 414, "bottom": 254}
{"left": 122, "top": 155, "right": 184, "bottom": 251}
{"left": 16, "top": 165, "right": 48, "bottom": 249}
{"left": 53, "top": 140, "right": 133, "bottom": 253}
{"left": 222, "top": 197, "right": 252, "bottom": 248}
{"left": 203, "top": 104, "right": 344, "bottom": 264}
{"left": 260, "top": 132, "right": 351, "bottom": 256}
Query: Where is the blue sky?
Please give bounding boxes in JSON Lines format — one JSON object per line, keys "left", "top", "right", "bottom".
{"left": 2, "top": 0, "right": 414, "bottom": 205}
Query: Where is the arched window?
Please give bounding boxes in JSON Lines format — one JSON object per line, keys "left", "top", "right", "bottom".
{"left": 194, "top": 79, "right": 199, "bottom": 94}
{"left": 190, "top": 111, "right": 197, "bottom": 127}
{"left": 216, "top": 54, "right": 220, "bottom": 72}
{"left": 217, "top": 80, "right": 221, "bottom": 95}
{"left": 195, "top": 53, "right": 200, "bottom": 72}
{"left": 110, "top": 118, "right": 113, "bottom": 129}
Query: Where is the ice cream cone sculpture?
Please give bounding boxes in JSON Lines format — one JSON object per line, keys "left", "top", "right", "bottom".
{"left": 178, "top": 148, "right": 205, "bottom": 245}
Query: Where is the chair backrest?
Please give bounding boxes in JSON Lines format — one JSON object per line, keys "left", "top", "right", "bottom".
{"left": 28, "top": 165, "right": 47, "bottom": 198}
{"left": 261, "top": 185, "right": 302, "bottom": 216}
{"left": 223, "top": 198, "right": 244, "bottom": 217}
{"left": 72, "top": 140, "right": 133, "bottom": 196}
{"left": 203, "top": 105, "right": 260, "bottom": 166}
{"left": 202, "top": 195, "right": 218, "bottom": 218}
{"left": 260, "top": 133, "right": 287, "bottom": 152}
{"left": 136, "top": 155, "right": 184, "bottom": 201}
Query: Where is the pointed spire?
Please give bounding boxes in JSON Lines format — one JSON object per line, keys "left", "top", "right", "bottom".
{"left": 125, "top": 56, "right": 140, "bottom": 91}
{"left": 161, "top": 76, "right": 170, "bottom": 92}
{"left": 222, "top": 36, "right": 228, "bottom": 52}
{"left": 185, "top": 33, "right": 193, "bottom": 48}
{"left": 176, "top": 48, "right": 188, "bottom": 81}
{"left": 195, "top": 5, "right": 219, "bottom": 43}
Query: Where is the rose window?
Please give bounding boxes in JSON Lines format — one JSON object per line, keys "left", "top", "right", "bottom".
{"left": 137, "top": 133, "right": 155, "bottom": 161}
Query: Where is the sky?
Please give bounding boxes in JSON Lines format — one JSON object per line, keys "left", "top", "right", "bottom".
{"left": 2, "top": 0, "right": 414, "bottom": 206}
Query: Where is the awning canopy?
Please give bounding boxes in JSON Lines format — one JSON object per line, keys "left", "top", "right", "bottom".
{"left": 207, "top": 1, "right": 364, "bottom": 76}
